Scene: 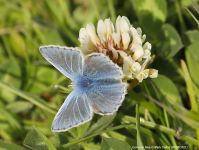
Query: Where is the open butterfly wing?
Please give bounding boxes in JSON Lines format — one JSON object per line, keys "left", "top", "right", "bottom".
{"left": 84, "top": 54, "right": 127, "bottom": 115}
{"left": 40, "top": 46, "right": 127, "bottom": 131}
{"left": 83, "top": 53, "right": 123, "bottom": 79}
{"left": 87, "top": 78, "right": 127, "bottom": 115}
{"left": 52, "top": 91, "right": 93, "bottom": 132}
{"left": 40, "top": 45, "right": 83, "bottom": 80}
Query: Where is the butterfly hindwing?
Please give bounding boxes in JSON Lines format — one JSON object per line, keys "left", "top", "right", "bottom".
{"left": 40, "top": 45, "right": 83, "bottom": 80}
{"left": 52, "top": 91, "right": 92, "bottom": 132}
{"left": 87, "top": 78, "right": 126, "bottom": 115}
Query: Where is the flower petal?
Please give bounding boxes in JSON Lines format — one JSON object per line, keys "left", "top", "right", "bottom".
{"left": 140, "top": 58, "right": 150, "bottom": 71}
{"left": 103, "top": 49, "right": 107, "bottom": 55}
{"left": 116, "top": 16, "right": 130, "bottom": 34}
{"left": 123, "top": 58, "right": 132, "bottom": 79}
{"left": 120, "top": 17, "right": 130, "bottom": 33}
{"left": 112, "top": 32, "right": 121, "bottom": 47}
{"left": 109, "top": 47, "right": 118, "bottom": 60}
{"left": 130, "top": 27, "right": 138, "bottom": 37}
{"left": 97, "top": 19, "right": 105, "bottom": 43}
{"left": 142, "top": 34, "right": 146, "bottom": 43}
{"left": 118, "top": 50, "right": 127, "bottom": 57}
{"left": 86, "top": 23, "right": 99, "bottom": 45}
{"left": 137, "top": 27, "right": 142, "bottom": 37}
{"left": 136, "top": 72, "right": 145, "bottom": 82}
{"left": 132, "top": 45, "right": 144, "bottom": 60}
{"left": 131, "top": 62, "right": 141, "bottom": 74}
{"left": 143, "top": 49, "right": 151, "bottom": 59}
{"left": 122, "top": 32, "right": 130, "bottom": 49}
{"left": 149, "top": 69, "right": 158, "bottom": 78}
{"left": 79, "top": 36, "right": 95, "bottom": 54}
{"left": 104, "top": 18, "right": 114, "bottom": 39}
{"left": 79, "top": 28, "right": 87, "bottom": 39}
{"left": 136, "top": 69, "right": 149, "bottom": 82}
{"left": 116, "top": 15, "right": 121, "bottom": 33}
{"left": 143, "top": 42, "right": 152, "bottom": 50}
{"left": 122, "top": 16, "right": 131, "bottom": 27}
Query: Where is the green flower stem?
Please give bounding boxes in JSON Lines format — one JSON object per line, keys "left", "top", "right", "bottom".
{"left": 0, "top": 81, "right": 56, "bottom": 115}
{"left": 122, "top": 116, "right": 199, "bottom": 146}
{"left": 136, "top": 105, "right": 144, "bottom": 148}
{"left": 143, "top": 81, "right": 165, "bottom": 126}
{"left": 164, "top": 109, "right": 178, "bottom": 149}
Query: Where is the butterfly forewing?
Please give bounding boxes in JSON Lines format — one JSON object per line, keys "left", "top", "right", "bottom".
{"left": 39, "top": 45, "right": 83, "bottom": 80}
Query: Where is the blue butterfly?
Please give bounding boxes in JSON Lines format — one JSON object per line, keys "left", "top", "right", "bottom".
{"left": 39, "top": 45, "right": 127, "bottom": 132}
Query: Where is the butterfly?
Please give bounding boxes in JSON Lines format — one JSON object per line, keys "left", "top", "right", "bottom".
{"left": 39, "top": 45, "right": 127, "bottom": 132}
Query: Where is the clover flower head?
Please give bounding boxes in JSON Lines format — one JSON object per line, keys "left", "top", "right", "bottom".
{"left": 78, "top": 15, "right": 158, "bottom": 82}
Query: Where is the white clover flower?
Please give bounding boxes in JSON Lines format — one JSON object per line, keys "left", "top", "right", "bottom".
{"left": 78, "top": 15, "right": 158, "bottom": 82}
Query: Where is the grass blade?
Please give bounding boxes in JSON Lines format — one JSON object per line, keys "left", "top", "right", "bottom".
{"left": 0, "top": 140, "right": 26, "bottom": 150}
{"left": 136, "top": 105, "right": 145, "bottom": 149}
{"left": 181, "top": 59, "right": 198, "bottom": 113}
{"left": 191, "top": 0, "right": 199, "bottom": 14}
{"left": 143, "top": 93, "right": 199, "bottom": 129}
{"left": 184, "top": 6, "right": 199, "bottom": 26}
{"left": 0, "top": 81, "right": 56, "bottom": 115}
{"left": 181, "top": 59, "right": 199, "bottom": 145}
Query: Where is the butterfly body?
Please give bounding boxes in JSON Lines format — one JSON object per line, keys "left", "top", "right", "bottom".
{"left": 73, "top": 77, "right": 94, "bottom": 93}
{"left": 39, "top": 45, "right": 127, "bottom": 132}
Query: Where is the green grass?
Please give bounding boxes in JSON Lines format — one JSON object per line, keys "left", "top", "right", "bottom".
{"left": 0, "top": 0, "right": 199, "bottom": 149}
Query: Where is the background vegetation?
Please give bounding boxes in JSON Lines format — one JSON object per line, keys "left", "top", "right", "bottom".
{"left": 0, "top": 0, "right": 199, "bottom": 149}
